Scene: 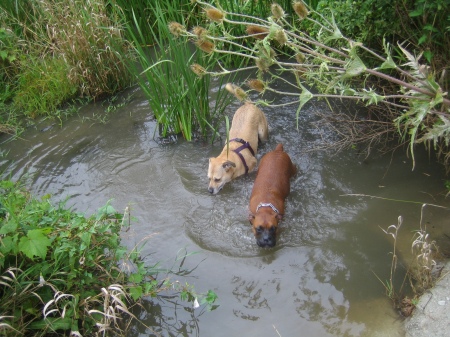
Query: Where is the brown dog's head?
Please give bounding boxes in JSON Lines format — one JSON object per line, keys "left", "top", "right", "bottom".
{"left": 207, "top": 158, "right": 236, "bottom": 194}
{"left": 249, "top": 210, "right": 283, "bottom": 247}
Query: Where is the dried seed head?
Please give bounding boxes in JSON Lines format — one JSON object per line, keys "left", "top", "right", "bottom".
{"left": 168, "top": 22, "right": 185, "bottom": 37}
{"left": 271, "top": 3, "right": 285, "bottom": 20}
{"left": 190, "top": 63, "right": 207, "bottom": 77}
{"left": 195, "top": 39, "right": 215, "bottom": 53}
{"left": 192, "top": 26, "right": 207, "bottom": 38}
{"left": 274, "top": 29, "right": 288, "bottom": 46}
{"left": 225, "top": 83, "right": 248, "bottom": 101}
{"left": 246, "top": 25, "right": 269, "bottom": 40}
{"left": 256, "top": 58, "right": 270, "bottom": 72}
{"left": 294, "top": 66, "right": 308, "bottom": 78}
{"left": 293, "top": 1, "right": 308, "bottom": 20}
{"left": 295, "top": 52, "right": 305, "bottom": 63}
{"left": 246, "top": 79, "right": 266, "bottom": 93}
{"left": 205, "top": 7, "right": 225, "bottom": 22}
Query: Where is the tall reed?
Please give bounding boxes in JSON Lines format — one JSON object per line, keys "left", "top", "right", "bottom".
{"left": 124, "top": 1, "right": 232, "bottom": 141}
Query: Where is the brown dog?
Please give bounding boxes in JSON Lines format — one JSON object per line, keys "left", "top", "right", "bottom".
{"left": 208, "top": 103, "right": 268, "bottom": 194}
{"left": 249, "top": 144, "right": 296, "bottom": 247}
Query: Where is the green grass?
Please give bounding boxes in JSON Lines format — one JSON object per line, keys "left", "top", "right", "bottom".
{"left": 125, "top": 1, "right": 232, "bottom": 141}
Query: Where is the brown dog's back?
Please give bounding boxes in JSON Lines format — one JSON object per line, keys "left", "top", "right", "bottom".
{"left": 249, "top": 144, "right": 296, "bottom": 214}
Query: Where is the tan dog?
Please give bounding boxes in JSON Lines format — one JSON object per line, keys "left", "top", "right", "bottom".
{"left": 249, "top": 143, "right": 296, "bottom": 247}
{"left": 208, "top": 103, "right": 268, "bottom": 194}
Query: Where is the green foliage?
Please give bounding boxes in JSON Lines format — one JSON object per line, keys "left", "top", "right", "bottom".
{"left": 407, "top": 0, "right": 450, "bottom": 64}
{"left": 0, "top": 180, "right": 216, "bottom": 336}
{"left": 314, "top": 0, "right": 401, "bottom": 47}
{"left": 13, "top": 57, "right": 76, "bottom": 118}
{"left": 0, "top": 0, "right": 133, "bottom": 124}
{"left": 124, "top": 1, "right": 232, "bottom": 141}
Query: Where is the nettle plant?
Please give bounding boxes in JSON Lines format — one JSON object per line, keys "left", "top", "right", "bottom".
{"left": 171, "top": 0, "right": 449, "bottom": 168}
{"left": 0, "top": 180, "right": 216, "bottom": 336}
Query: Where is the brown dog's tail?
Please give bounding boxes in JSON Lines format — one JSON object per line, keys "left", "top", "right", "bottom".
{"left": 275, "top": 143, "right": 283, "bottom": 152}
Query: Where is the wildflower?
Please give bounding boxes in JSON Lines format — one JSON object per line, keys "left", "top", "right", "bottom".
{"left": 271, "top": 3, "right": 285, "bottom": 20}
{"left": 168, "top": 22, "right": 185, "bottom": 37}
{"left": 195, "top": 39, "right": 215, "bottom": 53}
{"left": 205, "top": 7, "right": 225, "bottom": 22}
{"left": 190, "top": 63, "right": 207, "bottom": 77}
{"left": 246, "top": 25, "right": 269, "bottom": 40}
{"left": 293, "top": 1, "right": 308, "bottom": 20}
{"left": 246, "top": 79, "right": 266, "bottom": 93}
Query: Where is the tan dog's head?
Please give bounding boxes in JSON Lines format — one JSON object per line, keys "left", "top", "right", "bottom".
{"left": 249, "top": 210, "right": 283, "bottom": 247}
{"left": 207, "top": 158, "right": 236, "bottom": 194}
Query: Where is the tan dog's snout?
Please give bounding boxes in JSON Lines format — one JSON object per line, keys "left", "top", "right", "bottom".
{"left": 207, "top": 159, "right": 236, "bottom": 194}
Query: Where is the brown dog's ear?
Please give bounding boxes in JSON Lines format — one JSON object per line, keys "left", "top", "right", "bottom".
{"left": 222, "top": 160, "right": 236, "bottom": 172}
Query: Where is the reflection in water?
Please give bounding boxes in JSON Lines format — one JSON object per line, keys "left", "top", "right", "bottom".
{"left": 1, "top": 85, "right": 449, "bottom": 337}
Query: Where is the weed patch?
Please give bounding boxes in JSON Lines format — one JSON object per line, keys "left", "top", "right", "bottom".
{"left": 0, "top": 180, "right": 217, "bottom": 336}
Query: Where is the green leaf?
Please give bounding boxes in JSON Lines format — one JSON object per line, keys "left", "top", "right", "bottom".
{"left": 344, "top": 55, "right": 366, "bottom": 78}
{"left": 129, "top": 285, "right": 143, "bottom": 301}
{"left": 129, "top": 272, "right": 143, "bottom": 283}
{"left": 79, "top": 232, "right": 91, "bottom": 250}
{"left": 418, "top": 35, "right": 427, "bottom": 45}
{"left": 409, "top": 9, "right": 423, "bottom": 17}
{"left": 296, "top": 84, "right": 313, "bottom": 129}
{"left": 0, "top": 235, "right": 16, "bottom": 255}
{"left": 0, "top": 218, "right": 18, "bottom": 235}
{"left": 28, "top": 317, "right": 72, "bottom": 330}
{"left": 19, "top": 229, "right": 51, "bottom": 260}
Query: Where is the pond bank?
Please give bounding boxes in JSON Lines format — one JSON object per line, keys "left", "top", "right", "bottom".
{"left": 405, "top": 260, "right": 450, "bottom": 337}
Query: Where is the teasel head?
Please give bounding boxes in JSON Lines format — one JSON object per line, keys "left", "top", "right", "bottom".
{"left": 190, "top": 63, "right": 207, "bottom": 77}
{"left": 293, "top": 1, "right": 309, "bottom": 20}
{"left": 205, "top": 7, "right": 225, "bottom": 23}
{"left": 295, "top": 52, "right": 305, "bottom": 63}
{"left": 168, "top": 22, "right": 185, "bottom": 37}
{"left": 246, "top": 25, "right": 269, "bottom": 40}
{"left": 195, "top": 39, "right": 215, "bottom": 53}
{"left": 271, "top": 3, "right": 285, "bottom": 20}
{"left": 274, "top": 29, "right": 288, "bottom": 46}
{"left": 256, "top": 58, "right": 271, "bottom": 72}
{"left": 192, "top": 26, "right": 207, "bottom": 38}
{"left": 246, "top": 79, "right": 266, "bottom": 93}
{"left": 294, "top": 66, "right": 308, "bottom": 78}
{"left": 225, "top": 83, "right": 248, "bottom": 101}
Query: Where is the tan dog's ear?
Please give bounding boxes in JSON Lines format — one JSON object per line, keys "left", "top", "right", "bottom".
{"left": 222, "top": 161, "right": 236, "bottom": 172}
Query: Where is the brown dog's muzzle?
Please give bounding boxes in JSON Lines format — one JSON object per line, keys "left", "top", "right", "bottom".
{"left": 255, "top": 226, "right": 276, "bottom": 247}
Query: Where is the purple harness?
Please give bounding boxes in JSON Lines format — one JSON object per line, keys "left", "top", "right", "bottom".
{"left": 230, "top": 138, "right": 255, "bottom": 174}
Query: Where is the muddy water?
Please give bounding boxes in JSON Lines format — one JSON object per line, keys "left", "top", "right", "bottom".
{"left": 1, "top": 84, "right": 449, "bottom": 337}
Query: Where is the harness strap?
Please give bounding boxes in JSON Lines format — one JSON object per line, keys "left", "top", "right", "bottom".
{"left": 229, "top": 138, "right": 255, "bottom": 174}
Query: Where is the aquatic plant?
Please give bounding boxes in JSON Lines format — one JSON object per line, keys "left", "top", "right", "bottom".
{"left": 124, "top": 1, "right": 232, "bottom": 141}
{"left": 173, "top": 0, "right": 450, "bottom": 169}
{"left": 0, "top": 180, "right": 217, "bottom": 336}
{"left": 377, "top": 205, "right": 440, "bottom": 317}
